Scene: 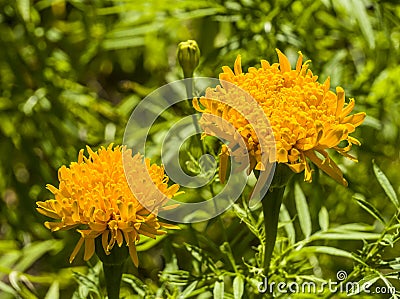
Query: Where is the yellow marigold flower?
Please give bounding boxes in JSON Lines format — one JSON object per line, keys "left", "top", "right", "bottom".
{"left": 193, "top": 49, "right": 366, "bottom": 186}
{"left": 36, "top": 144, "right": 180, "bottom": 267}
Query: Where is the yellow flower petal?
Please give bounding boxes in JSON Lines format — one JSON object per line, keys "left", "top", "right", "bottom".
{"left": 340, "top": 98, "right": 355, "bottom": 119}
{"left": 335, "top": 87, "right": 345, "bottom": 119}
{"left": 296, "top": 51, "right": 303, "bottom": 72}
{"left": 342, "top": 112, "right": 366, "bottom": 127}
{"left": 78, "top": 149, "right": 84, "bottom": 164}
{"left": 234, "top": 55, "right": 242, "bottom": 75}
{"left": 36, "top": 203, "right": 61, "bottom": 219}
{"left": 319, "top": 126, "right": 348, "bottom": 148}
{"left": 44, "top": 221, "right": 65, "bottom": 231}
{"left": 69, "top": 237, "right": 84, "bottom": 263}
{"left": 304, "top": 159, "right": 313, "bottom": 183}
{"left": 116, "top": 230, "right": 124, "bottom": 247}
{"left": 46, "top": 184, "right": 59, "bottom": 195}
{"left": 129, "top": 244, "right": 139, "bottom": 267}
{"left": 102, "top": 230, "right": 110, "bottom": 254}
{"left": 287, "top": 162, "right": 304, "bottom": 173}
{"left": 219, "top": 144, "right": 229, "bottom": 184}
{"left": 160, "top": 222, "right": 180, "bottom": 229}
{"left": 305, "top": 150, "right": 347, "bottom": 186}
{"left": 277, "top": 148, "right": 288, "bottom": 163}
{"left": 276, "top": 49, "right": 291, "bottom": 73}
{"left": 83, "top": 237, "right": 95, "bottom": 261}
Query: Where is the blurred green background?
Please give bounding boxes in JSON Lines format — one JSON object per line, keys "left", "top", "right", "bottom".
{"left": 0, "top": 0, "right": 399, "bottom": 298}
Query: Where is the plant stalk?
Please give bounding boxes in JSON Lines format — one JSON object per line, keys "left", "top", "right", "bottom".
{"left": 257, "top": 164, "right": 293, "bottom": 277}
{"left": 262, "top": 185, "right": 285, "bottom": 277}
{"left": 95, "top": 237, "right": 129, "bottom": 299}
{"left": 102, "top": 262, "right": 124, "bottom": 299}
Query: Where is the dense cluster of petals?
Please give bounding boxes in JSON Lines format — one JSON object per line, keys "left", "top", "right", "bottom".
{"left": 36, "top": 144, "right": 180, "bottom": 266}
{"left": 193, "top": 49, "right": 365, "bottom": 185}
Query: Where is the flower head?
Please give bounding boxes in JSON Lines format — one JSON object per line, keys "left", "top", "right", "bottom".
{"left": 193, "top": 49, "right": 365, "bottom": 186}
{"left": 177, "top": 40, "right": 200, "bottom": 78}
{"left": 36, "top": 144, "right": 180, "bottom": 266}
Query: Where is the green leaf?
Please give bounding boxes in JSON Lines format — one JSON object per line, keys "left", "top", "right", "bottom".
{"left": 17, "top": 0, "right": 30, "bottom": 22}
{"left": 136, "top": 234, "right": 167, "bottom": 251}
{"left": 233, "top": 276, "right": 244, "bottom": 299}
{"left": 318, "top": 206, "right": 329, "bottom": 231}
{"left": 107, "top": 24, "right": 162, "bottom": 39}
{"left": 179, "top": 281, "right": 198, "bottom": 298}
{"left": 300, "top": 246, "right": 355, "bottom": 260}
{"left": 72, "top": 271, "right": 101, "bottom": 298}
{"left": 349, "top": 0, "right": 375, "bottom": 49}
{"left": 294, "top": 183, "right": 312, "bottom": 238}
{"left": 174, "top": 7, "right": 224, "bottom": 20}
{"left": 14, "top": 240, "right": 64, "bottom": 273}
{"left": 233, "top": 204, "right": 262, "bottom": 238}
{"left": 104, "top": 122, "right": 116, "bottom": 143}
{"left": 122, "top": 274, "right": 148, "bottom": 297}
{"left": 331, "top": 223, "right": 375, "bottom": 231}
{"left": 44, "top": 281, "right": 59, "bottom": 299}
{"left": 213, "top": 280, "right": 224, "bottom": 299}
{"left": 184, "top": 243, "right": 218, "bottom": 273}
{"left": 382, "top": 257, "right": 400, "bottom": 270}
{"left": 363, "top": 115, "right": 382, "bottom": 130}
{"left": 8, "top": 272, "right": 38, "bottom": 299}
{"left": 0, "top": 280, "right": 18, "bottom": 296}
{"left": 312, "top": 231, "right": 381, "bottom": 240}
{"left": 373, "top": 161, "right": 399, "bottom": 208}
{"left": 353, "top": 196, "right": 386, "bottom": 224}
{"left": 0, "top": 240, "right": 18, "bottom": 253}
{"left": 102, "top": 37, "right": 145, "bottom": 50}
{"left": 349, "top": 274, "right": 380, "bottom": 296}
{"left": 280, "top": 204, "right": 295, "bottom": 245}
{"left": 377, "top": 272, "right": 396, "bottom": 295}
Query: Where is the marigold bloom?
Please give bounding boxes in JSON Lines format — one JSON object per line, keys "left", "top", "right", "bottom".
{"left": 36, "top": 144, "right": 180, "bottom": 266}
{"left": 193, "top": 49, "right": 365, "bottom": 186}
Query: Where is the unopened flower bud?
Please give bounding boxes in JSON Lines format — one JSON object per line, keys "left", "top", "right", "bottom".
{"left": 177, "top": 40, "right": 200, "bottom": 78}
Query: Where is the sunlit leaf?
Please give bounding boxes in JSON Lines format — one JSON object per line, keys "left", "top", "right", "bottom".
{"left": 312, "top": 231, "right": 380, "bottom": 240}
{"left": 353, "top": 195, "right": 386, "bottom": 224}
{"left": 349, "top": 274, "right": 380, "bottom": 296}
{"left": 213, "top": 280, "right": 224, "bottom": 299}
{"left": 0, "top": 281, "right": 18, "bottom": 297}
{"left": 299, "top": 246, "right": 356, "bottom": 260}
{"left": 44, "top": 281, "right": 59, "bottom": 299}
{"left": 280, "top": 204, "right": 295, "bottom": 244}
{"left": 349, "top": 0, "right": 375, "bottom": 49}
{"left": 14, "top": 240, "right": 64, "bottom": 273}
{"left": 318, "top": 206, "right": 329, "bottom": 231}
{"left": 294, "top": 183, "right": 312, "bottom": 238}
{"left": 233, "top": 276, "right": 244, "bottom": 299}
{"left": 179, "top": 281, "right": 198, "bottom": 299}
{"left": 373, "top": 161, "right": 399, "bottom": 208}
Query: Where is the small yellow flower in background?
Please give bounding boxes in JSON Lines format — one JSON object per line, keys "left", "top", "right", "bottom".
{"left": 36, "top": 144, "right": 180, "bottom": 267}
{"left": 193, "top": 49, "right": 366, "bottom": 186}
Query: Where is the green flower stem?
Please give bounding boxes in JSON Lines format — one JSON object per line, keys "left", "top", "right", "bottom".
{"left": 184, "top": 79, "right": 202, "bottom": 137}
{"left": 95, "top": 237, "right": 129, "bottom": 299}
{"left": 177, "top": 40, "right": 202, "bottom": 141}
{"left": 102, "top": 263, "right": 124, "bottom": 299}
{"left": 262, "top": 185, "right": 285, "bottom": 277}
{"left": 258, "top": 164, "right": 293, "bottom": 277}
{"left": 179, "top": 46, "right": 229, "bottom": 244}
